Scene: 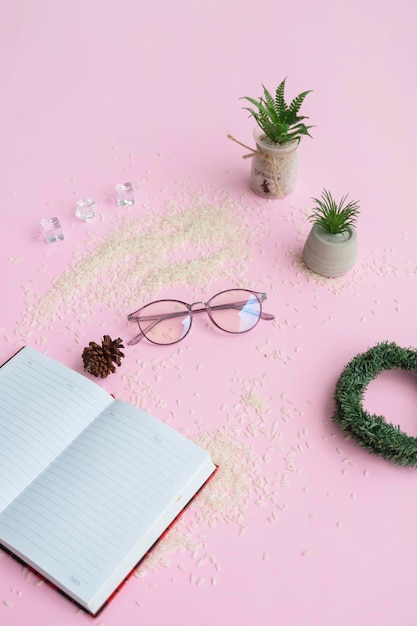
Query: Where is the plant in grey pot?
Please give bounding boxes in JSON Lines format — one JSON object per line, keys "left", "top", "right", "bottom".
{"left": 239, "top": 78, "right": 313, "bottom": 198}
{"left": 302, "top": 189, "right": 360, "bottom": 278}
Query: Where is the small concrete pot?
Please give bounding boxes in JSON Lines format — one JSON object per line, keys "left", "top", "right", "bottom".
{"left": 302, "top": 224, "right": 357, "bottom": 278}
{"left": 249, "top": 127, "right": 298, "bottom": 198}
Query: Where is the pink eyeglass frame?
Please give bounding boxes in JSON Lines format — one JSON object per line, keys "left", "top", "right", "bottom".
{"left": 127, "top": 288, "right": 275, "bottom": 346}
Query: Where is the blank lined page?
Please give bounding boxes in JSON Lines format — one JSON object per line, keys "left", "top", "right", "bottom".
{"left": 0, "top": 347, "right": 112, "bottom": 512}
{"left": 0, "top": 401, "right": 214, "bottom": 608}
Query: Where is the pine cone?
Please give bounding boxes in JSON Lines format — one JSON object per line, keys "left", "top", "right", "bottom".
{"left": 82, "top": 335, "right": 125, "bottom": 378}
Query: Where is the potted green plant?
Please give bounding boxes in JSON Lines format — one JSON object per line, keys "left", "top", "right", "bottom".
{"left": 302, "top": 189, "right": 360, "bottom": 277}
{"left": 240, "top": 78, "right": 313, "bottom": 198}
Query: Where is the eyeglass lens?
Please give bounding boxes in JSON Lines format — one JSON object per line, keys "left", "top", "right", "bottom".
{"left": 207, "top": 290, "right": 261, "bottom": 333}
{"left": 137, "top": 300, "right": 191, "bottom": 345}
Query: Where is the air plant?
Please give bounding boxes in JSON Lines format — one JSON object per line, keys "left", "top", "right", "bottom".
{"left": 307, "top": 189, "right": 360, "bottom": 235}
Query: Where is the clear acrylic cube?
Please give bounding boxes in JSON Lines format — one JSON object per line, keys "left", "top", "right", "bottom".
{"left": 75, "top": 198, "right": 97, "bottom": 221}
{"left": 115, "top": 182, "right": 134, "bottom": 207}
{"left": 41, "top": 217, "right": 64, "bottom": 243}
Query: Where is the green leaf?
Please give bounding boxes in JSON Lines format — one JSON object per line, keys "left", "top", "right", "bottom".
{"left": 275, "top": 78, "right": 287, "bottom": 116}
{"left": 262, "top": 86, "right": 277, "bottom": 115}
{"left": 240, "top": 96, "right": 264, "bottom": 111}
{"left": 289, "top": 90, "right": 312, "bottom": 115}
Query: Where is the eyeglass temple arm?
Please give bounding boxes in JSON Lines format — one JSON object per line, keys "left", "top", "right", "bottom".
{"left": 259, "top": 311, "right": 275, "bottom": 320}
{"left": 207, "top": 301, "right": 274, "bottom": 321}
{"left": 128, "top": 309, "right": 195, "bottom": 345}
{"left": 128, "top": 300, "right": 274, "bottom": 322}
{"left": 127, "top": 317, "right": 163, "bottom": 346}
{"left": 253, "top": 293, "right": 275, "bottom": 320}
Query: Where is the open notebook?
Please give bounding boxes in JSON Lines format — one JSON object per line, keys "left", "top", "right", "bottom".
{"left": 0, "top": 346, "right": 216, "bottom": 615}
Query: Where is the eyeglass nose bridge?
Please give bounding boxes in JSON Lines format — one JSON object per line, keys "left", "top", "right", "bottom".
{"left": 189, "top": 300, "right": 208, "bottom": 312}
{"left": 186, "top": 301, "right": 211, "bottom": 326}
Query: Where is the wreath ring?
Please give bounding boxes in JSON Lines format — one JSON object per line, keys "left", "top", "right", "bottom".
{"left": 333, "top": 341, "right": 417, "bottom": 467}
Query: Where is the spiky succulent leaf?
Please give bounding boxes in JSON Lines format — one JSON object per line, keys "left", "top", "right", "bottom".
{"left": 275, "top": 78, "right": 287, "bottom": 117}
{"left": 241, "top": 96, "right": 267, "bottom": 112}
{"left": 289, "top": 90, "right": 312, "bottom": 115}
{"left": 286, "top": 126, "right": 312, "bottom": 142}
{"left": 241, "top": 78, "right": 313, "bottom": 144}
{"left": 288, "top": 121, "right": 313, "bottom": 136}
{"left": 262, "top": 86, "right": 278, "bottom": 118}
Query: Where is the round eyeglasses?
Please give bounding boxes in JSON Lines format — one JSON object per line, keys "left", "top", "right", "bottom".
{"left": 127, "top": 289, "right": 274, "bottom": 346}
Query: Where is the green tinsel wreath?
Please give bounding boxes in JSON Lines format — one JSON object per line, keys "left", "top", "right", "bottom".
{"left": 333, "top": 341, "right": 417, "bottom": 467}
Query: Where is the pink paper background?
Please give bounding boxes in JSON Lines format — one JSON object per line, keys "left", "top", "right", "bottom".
{"left": 1, "top": 1, "right": 417, "bottom": 624}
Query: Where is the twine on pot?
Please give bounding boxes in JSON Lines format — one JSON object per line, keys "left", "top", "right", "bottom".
{"left": 227, "top": 134, "right": 282, "bottom": 197}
